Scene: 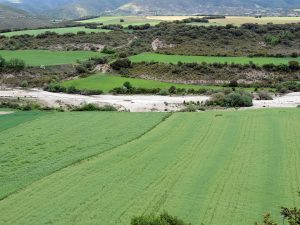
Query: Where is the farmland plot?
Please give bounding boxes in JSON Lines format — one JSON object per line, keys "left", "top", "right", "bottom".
{"left": 0, "top": 109, "right": 299, "bottom": 225}
{"left": 0, "top": 50, "right": 106, "bottom": 66}
{"left": 0, "top": 112, "right": 166, "bottom": 199}
{"left": 129, "top": 53, "right": 300, "bottom": 65}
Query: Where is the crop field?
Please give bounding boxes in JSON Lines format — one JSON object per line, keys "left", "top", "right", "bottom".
{"left": 80, "top": 16, "right": 300, "bottom": 27}
{"left": 146, "top": 16, "right": 300, "bottom": 25}
{"left": 0, "top": 50, "right": 107, "bottom": 66}
{"left": 0, "top": 111, "right": 166, "bottom": 199}
{"left": 78, "top": 16, "right": 162, "bottom": 27}
{"left": 211, "top": 16, "right": 300, "bottom": 25}
{"left": 0, "top": 109, "right": 299, "bottom": 225}
{"left": 1, "top": 27, "right": 110, "bottom": 37}
{"left": 61, "top": 73, "right": 223, "bottom": 92}
{"left": 129, "top": 53, "right": 300, "bottom": 65}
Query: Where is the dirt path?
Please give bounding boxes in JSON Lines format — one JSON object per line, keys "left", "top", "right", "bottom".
{"left": 0, "top": 88, "right": 299, "bottom": 112}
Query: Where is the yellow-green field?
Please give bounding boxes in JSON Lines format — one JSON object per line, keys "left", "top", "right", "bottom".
{"left": 77, "top": 16, "right": 162, "bottom": 27}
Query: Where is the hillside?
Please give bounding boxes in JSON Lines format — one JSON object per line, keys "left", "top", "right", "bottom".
{"left": 0, "top": 3, "right": 49, "bottom": 30}
{"left": 0, "top": 0, "right": 299, "bottom": 19}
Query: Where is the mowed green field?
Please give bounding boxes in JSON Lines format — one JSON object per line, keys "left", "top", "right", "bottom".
{"left": 0, "top": 50, "right": 106, "bottom": 66}
{"left": 1, "top": 27, "right": 110, "bottom": 37}
{"left": 61, "top": 73, "right": 223, "bottom": 92}
{"left": 78, "top": 16, "right": 162, "bottom": 27}
{"left": 129, "top": 53, "right": 300, "bottom": 65}
{"left": 0, "top": 109, "right": 300, "bottom": 225}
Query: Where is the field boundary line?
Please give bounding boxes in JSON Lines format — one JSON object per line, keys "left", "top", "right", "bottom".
{"left": 0, "top": 111, "right": 48, "bottom": 134}
{"left": 0, "top": 112, "right": 173, "bottom": 202}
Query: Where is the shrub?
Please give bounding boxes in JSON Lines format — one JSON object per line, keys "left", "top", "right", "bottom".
{"left": 256, "top": 91, "right": 273, "bottom": 100}
{"left": 110, "top": 59, "right": 132, "bottom": 70}
{"left": 0, "top": 55, "right": 5, "bottom": 68}
{"left": 206, "top": 91, "right": 253, "bottom": 107}
{"left": 225, "top": 92, "right": 253, "bottom": 107}
{"left": 131, "top": 212, "right": 192, "bottom": 225}
{"left": 101, "top": 47, "right": 116, "bottom": 54}
{"left": 72, "top": 103, "right": 117, "bottom": 111}
{"left": 5, "top": 58, "right": 26, "bottom": 71}
{"left": 288, "top": 61, "right": 300, "bottom": 70}
{"left": 158, "top": 89, "right": 170, "bottom": 96}
{"left": 20, "top": 80, "right": 28, "bottom": 88}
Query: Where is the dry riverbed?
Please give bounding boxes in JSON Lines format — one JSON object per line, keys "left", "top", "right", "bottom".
{"left": 0, "top": 88, "right": 299, "bottom": 112}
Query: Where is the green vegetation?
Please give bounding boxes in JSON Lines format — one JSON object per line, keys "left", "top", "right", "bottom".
{"left": 0, "top": 109, "right": 299, "bottom": 225}
{"left": 78, "top": 16, "right": 161, "bottom": 27}
{"left": 0, "top": 50, "right": 107, "bottom": 66}
{"left": 0, "top": 111, "right": 166, "bottom": 199}
{"left": 131, "top": 212, "right": 192, "bottom": 225}
{"left": 61, "top": 74, "right": 222, "bottom": 93}
{"left": 129, "top": 53, "right": 300, "bottom": 65}
{"left": 1, "top": 27, "right": 110, "bottom": 37}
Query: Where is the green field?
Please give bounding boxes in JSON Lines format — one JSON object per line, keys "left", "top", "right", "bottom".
{"left": 129, "top": 53, "right": 300, "bottom": 65}
{"left": 78, "top": 16, "right": 162, "bottom": 27}
{"left": 0, "top": 109, "right": 299, "bottom": 225}
{"left": 0, "top": 27, "right": 110, "bottom": 37}
{"left": 0, "top": 50, "right": 107, "bottom": 66}
{"left": 0, "top": 111, "right": 166, "bottom": 199}
{"left": 61, "top": 73, "right": 223, "bottom": 92}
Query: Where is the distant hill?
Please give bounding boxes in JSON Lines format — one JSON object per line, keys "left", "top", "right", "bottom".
{"left": 0, "top": 3, "right": 49, "bottom": 30}
{"left": 0, "top": 0, "right": 299, "bottom": 19}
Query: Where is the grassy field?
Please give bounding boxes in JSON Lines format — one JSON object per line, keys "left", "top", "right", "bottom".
{"left": 1, "top": 27, "right": 110, "bottom": 37}
{"left": 147, "top": 16, "right": 300, "bottom": 25}
{"left": 78, "top": 16, "right": 162, "bottom": 27}
{"left": 0, "top": 109, "right": 299, "bottom": 225}
{"left": 129, "top": 52, "right": 300, "bottom": 65}
{"left": 0, "top": 111, "right": 166, "bottom": 200}
{"left": 79, "top": 16, "right": 300, "bottom": 27}
{"left": 61, "top": 73, "right": 224, "bottom": 92}
{"left": 0, "top": 50, "right": 107, "bottom": 66}
{"left": 211, "top": 16, "right": 300, "bottom": 25}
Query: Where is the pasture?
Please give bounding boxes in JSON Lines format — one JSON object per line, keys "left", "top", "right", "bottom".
{"left": 61, "top": 73, "right": 223, "bottom": 92}
{"left": 129, "top": 52, "right": 300, "bottom": 65}
{"left": 0, "top": 27, "right": 110, "bottom": 37}
{"left": 79, "top": 16, "right": 300, "bottom": 27}
{"left": 0, "top": 109, "right": 299, "bottom": 225}
{"left": 78, "top": 16, "right": 162, "bottom": 27}
{"left": 0, "top": 50, "right": 106, "bottom": 66}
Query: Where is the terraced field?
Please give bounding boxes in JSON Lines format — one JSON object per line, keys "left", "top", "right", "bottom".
{"left": 129, "top": 53, "right": 300, "bottom": 65}
{"left": 0, "top": 50, "right": 107, "bottom": 66}
{"left": 1, "top": 27, "right": 110, "bottom": 37}
{"left": 61, "top": 73, "right": 223, "bottom": 92}
{"left": 0, "top": 109, "right": 299, "bottom": 225}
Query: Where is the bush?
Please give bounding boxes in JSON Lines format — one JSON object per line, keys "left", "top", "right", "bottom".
{"left": 72, "top": 103, "right": 117, "bottom": 111}
{"left": 0, "top": 55, "right": 5, "bottom": 68}
{"left": 206, "top": 91, "right": 253, "bottom": 107}
{"left": 5, "top": 58, "right": 26, "bottom": 71}
{"left": 20, "top": 80, "right": 28, "bottom": 88}
{"left": 110, "top": 59, "right": 132, "bottom": 70}
{"left": 256, "top": 91, "right": 273, "bottom": 100}
{"left": 131, "top": 212, "right": 192, "bottom": 225}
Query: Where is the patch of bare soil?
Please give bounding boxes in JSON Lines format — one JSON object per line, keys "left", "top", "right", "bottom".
{"left": 151, "top": 38, "right": 175, "bottom": 51}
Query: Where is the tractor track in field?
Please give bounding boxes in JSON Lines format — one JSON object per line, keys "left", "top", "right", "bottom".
{"left": 0, "top": 113, "right": 172, "bottom": 202}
